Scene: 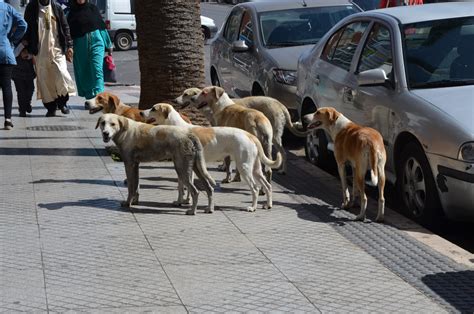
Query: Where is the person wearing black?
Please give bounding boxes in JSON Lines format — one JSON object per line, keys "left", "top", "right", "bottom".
{"left": 12, "top": 43, "right": 36, "bottom": 117}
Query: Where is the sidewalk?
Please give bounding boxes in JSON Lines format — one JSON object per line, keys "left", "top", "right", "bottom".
{"left": 1, "top": 86, "right": 473, "bottom": 313}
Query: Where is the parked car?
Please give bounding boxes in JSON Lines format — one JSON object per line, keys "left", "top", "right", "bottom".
{"left": 87, "top": 0, "right": 216, "bottom": 51}
{"left": 296, "top": 3, "right": 474, "bottom": 223}
{"left": 210, "top": 0, "right": 360, "bottom": 119}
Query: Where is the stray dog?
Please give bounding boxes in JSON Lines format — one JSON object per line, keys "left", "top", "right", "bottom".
{"left": 175, "top": 87, "right": 309, "bottom": 174}
{"left": 141, "top": 103, "right": 282, "bottom": 212}
{"left": 90, "top": 92, "right": 145, "bottom": 122}
{"left": 190, "top": 86, "right": 275, "bottom": 182}
{"left": 308, "top": 107, "right": 386, "bottom": 222}
{"left": 95, "top": 113, "right": 215, "bottom": 215}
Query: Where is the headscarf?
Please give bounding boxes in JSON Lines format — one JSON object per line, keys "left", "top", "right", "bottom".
{"left": 67, "top": 0, "right": 106, "bottom": 39}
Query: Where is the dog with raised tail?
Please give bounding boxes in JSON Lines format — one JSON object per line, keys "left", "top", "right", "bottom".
{"left": 141, "top": 103, "right": 282, "bottom": 212}
{"left": 308, "top": 107, "right": 386, "bottom": 222}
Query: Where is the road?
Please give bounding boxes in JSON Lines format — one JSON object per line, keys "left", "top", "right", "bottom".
{"left": 109, "top": 3, "right": 473, "bottom": 253}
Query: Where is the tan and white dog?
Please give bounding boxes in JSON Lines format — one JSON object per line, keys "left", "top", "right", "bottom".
{"left": 95, "top": 113, "right": 215, "bottom": 215}
{"left": 308, "top": 107, "right": 386, "bottom": 222}
{"left": 190, "top": 86, "right": 275, "bottom": 181}
{"left": 175, "top": 87, "right": 309, "bottom": 174}
{"left": 141, "top": 103, "right": 282, "bottom": 212}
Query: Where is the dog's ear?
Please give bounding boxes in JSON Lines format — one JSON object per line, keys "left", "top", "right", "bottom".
{"left": 108, "top": 94, "right": 120, "bottom": 112}
{"left": 326, "top": 108, "right": 339, "bottom": 124}
{"left": 161, "top": 105, "right": 172, "bottom": 119}
{"left": 118, "top": 115, "right": 129, "bottom": 130}
{"left": 214, "top": 86, "right": 224, "bottom": 100}
{"left": 95, "top": 116, "right": 103, "bottom": 129}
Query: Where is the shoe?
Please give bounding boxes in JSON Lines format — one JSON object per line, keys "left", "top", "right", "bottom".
{"left": 26, "top": 105, "right": 32, "bottom": 113}
{"left": 19, "top": 111, "right": 26, "bottom": 117}
{"left": 4, "top": 120, "right": 13, "bottom": 130}
{"left": 45, "top": 110, "right": 56, "bottom": 117}
{"left": 60, "top": 105, "right": 70, "bottom": 115}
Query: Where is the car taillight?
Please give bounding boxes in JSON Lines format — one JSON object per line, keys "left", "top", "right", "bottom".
{"left": 105, "top": 20, "right": 110, "bottom": 30}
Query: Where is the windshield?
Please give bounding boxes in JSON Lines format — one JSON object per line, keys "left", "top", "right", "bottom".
{"left": 404, "top": 16, "right": 474, "bottom": 89}
{"left": 260, "top": 6, "right": 359, "bottom": 48}
{"left": 352, "top": 0, "right": 379, "bottom": 11}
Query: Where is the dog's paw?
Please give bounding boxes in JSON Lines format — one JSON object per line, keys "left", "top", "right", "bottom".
{"left": 204, "top": 208, "right": 214, "bottom": 214}
{"left": 120, "top": 201, "right": 130, "bottom": 208}
{"left": 232, "top": 176, "right": 242, "bottom": 183}
{"left": 355, "top": 214, "right": 365, "bottom": 221}
{"left": 263, "top": 204, "right": 272, "bottom": 210}
{"left": 185, "top": 209, "right": 196, "bottom": 215}
{"left": 246, "top": 206, "right": 256, "bottom": 212}
{"left": 222, "top": 178, "right": 231, "bottom": 184}
{"left": 375, "top": 215, "right": 384, "bottom": 223}
{"left": 131, "top": 199, "right": 139, "bottom": 205}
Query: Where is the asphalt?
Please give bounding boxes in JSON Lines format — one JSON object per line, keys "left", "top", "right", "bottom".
{"left": 0, "top": 85, "right": 473, "bottom": 312}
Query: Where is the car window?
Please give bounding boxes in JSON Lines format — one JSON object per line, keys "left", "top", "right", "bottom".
{"left": 224, "top": 8, "right": 243, "bottom": 43}
{"left": 404, "top": 16, "right": 474, "bottom": 89}
{"left": 259, "top": 6, "right": 359, "bottom": 48}
{"left": 239, "top": 11, "right": 254, "bottom": 46}
{"left": 330, "top": 21, "right": 369, "bottom": 71}
{"left": 321, "top": 27, "right": 345, "bottom": 62}
{"left": 358, "top": 23, "right": 393, "bottom": 75}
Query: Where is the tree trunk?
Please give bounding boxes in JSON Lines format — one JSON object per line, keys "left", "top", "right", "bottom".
{"left": 136, "top": 0, "right": 204, "bottom": 109}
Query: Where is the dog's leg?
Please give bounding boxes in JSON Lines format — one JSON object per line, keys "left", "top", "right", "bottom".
{"left": 348, "top": 166, "right": 359, "bottom": 208}
{"left": 376, "top": 160, "right": 386, "bottom": 223}
{"left": 337, "top": 163, "right": 351, "bottom": 209}
{"left": 122, "top": 161, "right": 139, "bottom": 207}
{"left": 194, "top": 163, "right": 214, "bottom": 214}
{"left": 354, "top": 168, "right": 367, "bottom": 221}
{"left": 232, "top": 168, "right": 241, "bottom": 183}
{"left": 254, "top": 162, "right": 272, "bottom": 209}
{"left": 131, "top": 162, "right": 140, "bottom": 205}
{"left": 176, "top": 159, "right": 199, "bottom": 215}
{"left": 274, "top": 138, "right": 287, "bottom": 175}
{"left": 239, "top": 167, "right": 259, "bottom": 212}
{"left": 222, "top": 156, "right": 233, "bottom": 184}
{"left": 264, "top": 138, "right": 273, "bottom": 183}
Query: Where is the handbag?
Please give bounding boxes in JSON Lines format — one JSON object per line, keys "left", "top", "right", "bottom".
{"left": 103, "top": 55, "right": 117, "bottom": 83}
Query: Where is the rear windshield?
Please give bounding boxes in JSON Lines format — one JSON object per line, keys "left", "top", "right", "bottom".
{"left": 403, "top": 16, "right": 474, "bottom": 89}
{"left": 260, "top": 6, "right": 359, "bottom": 48}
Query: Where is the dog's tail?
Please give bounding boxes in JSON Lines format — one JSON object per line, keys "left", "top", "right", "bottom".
{"left": 191, "top": 135, "right": 216, "bottom": 187}
{"left": 282, "top": 106, "right": 310, "bottom": 137}
{"left": 369, "top": 146, "right": 379, "bottom": 186}
{"left": 249, "top": 134, "right": 282, "bottom": 169}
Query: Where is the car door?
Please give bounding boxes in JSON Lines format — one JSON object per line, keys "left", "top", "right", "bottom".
{"left": 231, "top": 9, "right": 256, "bottom": 97}
{"left": 216, "top": 7, "right": 243, "bottom": 93}
{"left": 346, "top": 21, "right": 399, "bottom": 173}
{"left": 312, "top": 20, "right": 370, "bottom": 114}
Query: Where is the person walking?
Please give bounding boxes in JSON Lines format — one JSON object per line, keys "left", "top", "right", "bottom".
{"left": 0, "top": 0, "right": 27, "bottom": 130}
{"left": 379, "top": 0, "right": 423, "bottom": 7}
{"left": 12, "top": 42, "right": 36, "bottom": 117}
{"left": 23, "top": 0, "right": 76, "bottom": 117}
{"left": 67, "top": 0, "right": 112, "bottom": 108}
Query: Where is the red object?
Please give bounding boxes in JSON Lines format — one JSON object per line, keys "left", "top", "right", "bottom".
{"left": 379, "top": 0, "right": 423, "bottom": 7}
{"left": 104, "top": 55, "right": 115, "bottom": 71}
{"left": 105, "top": 20, "right": 111, "bottom": 30}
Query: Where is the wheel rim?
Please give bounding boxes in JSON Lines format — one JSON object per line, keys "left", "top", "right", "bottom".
{"left": 119, "top": 36, "right": 130, "bottom": 49}
{"left": 305, "top": 131, "right": 319, "bottom": 164}
{"left": 402, "top": 157, "right": 426, "bottom": 217}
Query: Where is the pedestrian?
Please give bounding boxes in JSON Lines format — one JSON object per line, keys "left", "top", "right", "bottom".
{"left": 0, "top": 0, "right": 27, "bottom": 130}
{"left": 379, "top": 0, "right": 423, "bottom": 7}
{"left": 67, "top": 0, "right": 113, "bottom": 109}
{"left": 12, "top": 41, "right": 36, "bottom": 117}
{"left": 23, "top": 0, "right": 76, "bottom": 117}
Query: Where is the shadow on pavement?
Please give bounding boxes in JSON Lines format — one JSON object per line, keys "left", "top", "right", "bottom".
{"left": 32, "top": 178, "right": 119, "bottom": 186}
{"left": 0, "top": 147, "right": 106, "bottom": 156}
{"left": 421, "top": 270, "right": 474, "bottom": 312}
{"left": 38, "top": 198, "right": 123, "bottom": 211}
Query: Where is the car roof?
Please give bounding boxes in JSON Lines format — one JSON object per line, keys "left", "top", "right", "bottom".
{"left": 239, "top": 0, "right": 356, "bottom": 12}
{"left": 363, "top": 3, "right": 474, "bottom": 25}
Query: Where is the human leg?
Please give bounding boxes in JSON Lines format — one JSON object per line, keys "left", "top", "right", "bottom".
{"left": 0, "top": 65, "right": 14, "bottom": 129}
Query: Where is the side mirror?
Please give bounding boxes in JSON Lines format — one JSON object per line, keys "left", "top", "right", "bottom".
{"left": 357, "top": 69, "right": 389, "bottom": 87}
{"left": 232, "top": 40, "right": 250, "bottom": 52}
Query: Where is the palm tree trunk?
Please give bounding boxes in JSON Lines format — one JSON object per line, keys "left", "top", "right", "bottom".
{"left": 136, "top": 0, "right": 204, "bottom": 109}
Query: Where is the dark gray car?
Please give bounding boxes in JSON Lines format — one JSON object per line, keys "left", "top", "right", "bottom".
{"left": 210, "top": 0, "right": 360, "bottom": 119}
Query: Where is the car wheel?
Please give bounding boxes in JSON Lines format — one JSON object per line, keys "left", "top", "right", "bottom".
{"left": 305, "top": 129, "right": 331, "bottom": 168}
{"left": 252, "top": 84, "right": 264, "bottom": 96}
{"left": 114, "top": 32, "right": 133, "bottom": 51}
{"left": 211, "top": 69, "right": 221, "bottom": 87}
{"left": 397, "top": 142, "right": 442, "bottom": 226}
{"left": 201, "top": 26, "right": 210, "bottom": 41}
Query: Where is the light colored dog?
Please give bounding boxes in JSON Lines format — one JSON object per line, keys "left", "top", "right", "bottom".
{"left": 190, "top": 86, "right": 275, "bottom": 181}
{"left": 95, "top": 113, "right": 215, "bottom": 215}
{"left": 141, "top": 103, "right": 282, "bottom": 212}
{"left": 175, "top": 87, "right": 309, "bottom": 174}
{"left": 308, "top": 107, "right": 386, "bottom": 222}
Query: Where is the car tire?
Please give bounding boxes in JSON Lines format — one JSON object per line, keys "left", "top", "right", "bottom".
{"left": 201, "top": 26, "right": 210, "bottom": 41}
{"left": 211, "top": 69, "right": 221, "bottom": 87}
{"left": 397, "top": 142, "right": 442, "bottom": 226}
{"left": 114, "top": 32, "right": 133, "bottom": 51}
{"left": 252, "top": 84, "right": 264, "bottom": 96}
{"left": 305, "top": 129, "right": 332, "bottom": 168}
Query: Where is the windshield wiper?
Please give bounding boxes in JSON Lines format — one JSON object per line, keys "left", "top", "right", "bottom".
{"left": 411, "top": 79, "right": 474, "bottom": 89}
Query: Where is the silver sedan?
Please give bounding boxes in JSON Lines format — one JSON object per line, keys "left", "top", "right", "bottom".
{"left": 296, "top": 3, "right": 474, "bottom": 223}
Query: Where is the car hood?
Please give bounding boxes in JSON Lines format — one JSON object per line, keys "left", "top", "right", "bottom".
{"left": 411, "top": 85, "right": 474, "bottom": 136}
{"left": 264, "top": 45, "right": 314, "bottom": 71}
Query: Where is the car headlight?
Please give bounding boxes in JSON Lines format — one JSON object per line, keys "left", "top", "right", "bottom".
{"left": 459, "top": 142, "right": 474, "bottom": 162}
{"left": 272, "top": 69, "right": 297, "bottom": 86}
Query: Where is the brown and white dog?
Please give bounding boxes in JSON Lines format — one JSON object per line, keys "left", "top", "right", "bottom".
{"left": 175, "top": 87, "right": 309, "bottom": 174}
{"left": 90, "top": 91, "right": 192, "bottom": 124}
{"left": 141, "top": 103, "right": 282, "bottom": 212}
{"left": 190, "top": 86, "right": 275, "bottom": 181}
{"left": 308, "top": 107, "right": 386, "bottom": 222}
{"left": 95, "top": 113, "right": 215, "bottom": 215}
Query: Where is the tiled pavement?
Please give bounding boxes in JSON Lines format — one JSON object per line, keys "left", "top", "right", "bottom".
{"left": 1, "top": 87, "right": 473, "bottom": 313}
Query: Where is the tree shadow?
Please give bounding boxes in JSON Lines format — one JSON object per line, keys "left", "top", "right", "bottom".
{"left": 31, "top": 178, "right": 119, "bottom": 186}
{"left": 421, "top": 270, "right": 474, "bottom": 312}
{"left": 0, "top": 147, "right": 106, "bottom": 156}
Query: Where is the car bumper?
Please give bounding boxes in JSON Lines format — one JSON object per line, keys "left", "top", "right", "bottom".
{"left": 267, "top": 81, "right": 298, "bottom": 112}
{"left": 427, "top": 153, "right": 474, "bottom": 221}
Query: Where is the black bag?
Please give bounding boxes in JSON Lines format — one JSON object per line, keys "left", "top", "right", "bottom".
{"left": 103, "top": 55, "right": 117, "bottom": 83}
